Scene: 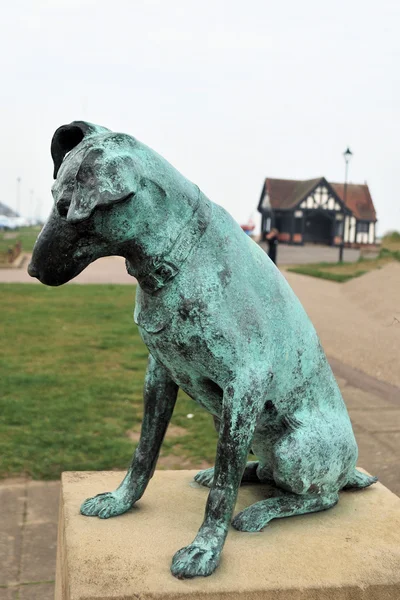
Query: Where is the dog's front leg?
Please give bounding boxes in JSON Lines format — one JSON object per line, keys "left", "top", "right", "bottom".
{"left": 80, "top": 354, "right": 178, "bottom": 519}
{"left": 171, "top": 372, "right": 265, "bottom": 579}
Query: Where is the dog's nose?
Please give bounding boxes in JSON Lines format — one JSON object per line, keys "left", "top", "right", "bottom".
{"left": 27, "top": 262, "right": 39, "bottom": 278}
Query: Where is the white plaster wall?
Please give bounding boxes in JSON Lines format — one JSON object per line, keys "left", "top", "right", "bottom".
{"left": 261, "top": 193, "right": 270, "bottom": 210}
{"left": 350, "top": 217, "right": 356, "bottom": 242}
{"left": 369, "top": 222, "right": 375, "bottom": 244}
{"left": 344, "top": 216, "right": 350, "bottom": 242}
{"left": 356, "top": 232, "right": 369, "bottom": 244}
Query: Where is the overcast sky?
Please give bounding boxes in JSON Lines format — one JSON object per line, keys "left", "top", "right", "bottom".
{"left": 1, "top": 0, "right": 399, "bottom": 235}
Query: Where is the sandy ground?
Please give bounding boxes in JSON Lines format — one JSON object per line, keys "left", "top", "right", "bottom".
{"left": 342, "top": 262, "right": 400, "bottom": 327}
{"left": 284, "top": 263, "right": 400, "bottom": 388}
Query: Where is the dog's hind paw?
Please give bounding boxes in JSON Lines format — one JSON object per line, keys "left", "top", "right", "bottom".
{"left": 232, "top": 505, "right": 268, "bottom": 532}
{"left": 171, "top": 543, "right": 220, "bottom": 579}
{"left": 80, "top": 491, "right": 132, "bottom": 519}
{"left": 194, "top": 467, "right": 214, "bottom": 488}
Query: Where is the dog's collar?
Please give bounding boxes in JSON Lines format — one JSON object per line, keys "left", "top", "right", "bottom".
{"left": 132, "top": 192, "right": 212, "bottom": 294}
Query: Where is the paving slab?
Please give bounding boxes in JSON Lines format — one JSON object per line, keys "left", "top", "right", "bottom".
{"left": 20, "top": 522, "right": 58, "bottom": 583}
{"left": 26, "top": 481, "right": 60, "bottom": 524}
{"left": 334, "top": 375, "right": 348, "bottom": 389}
{"left": 348, "top": 419, "right": 366, "bottom": 434}
{"left": 0, "top": 589, "right": 17, "bottom": 600}
{"left": 375, "top": 432, "right": 400, "bottom": 453}
{"left": 355, "top": 433, "right": 400, "bottom": 496}
{"left": 374, "top": 466, "right": 400, "bottom": 498}
{"left": 349, "top": 409, "right": 400, "bottom": 433}
{"left": 0, "top": 484, "right": 26, "bottom": 586}
{"left": 19, "top": 582, "right": 55, "bottom": 600}
{"left": 329, "top": 356, "right": 400, "bottom": 405}
{"left": 342, "top": 386, "right": 395, "bottom": 410}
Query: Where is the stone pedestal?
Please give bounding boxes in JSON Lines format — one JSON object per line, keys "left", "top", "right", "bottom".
{"left": 56, "top": 470, "right": 400, "bottom": 599}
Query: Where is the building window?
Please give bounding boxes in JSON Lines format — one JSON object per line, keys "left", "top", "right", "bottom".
{"left": 336, "top": 220, "right": 344, "bottom": 236}
{"left": 357, "top": 222, "right": 369, "bottom": 233}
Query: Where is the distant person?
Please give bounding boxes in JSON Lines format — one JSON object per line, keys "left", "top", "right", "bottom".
{"left": 266, "top": 228, "right": 279, "bottom": 265}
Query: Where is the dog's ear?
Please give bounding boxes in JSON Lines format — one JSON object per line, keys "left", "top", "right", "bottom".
{"left": 66, "top": 147, "right": 137, "bottom": 223}
{"left": 51, "top": 121, "right": 110, "bottom": 179}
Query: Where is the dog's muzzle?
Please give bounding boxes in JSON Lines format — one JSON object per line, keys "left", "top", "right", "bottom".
{"left": 28, "top": 262, "right": 39, "bottom": 279}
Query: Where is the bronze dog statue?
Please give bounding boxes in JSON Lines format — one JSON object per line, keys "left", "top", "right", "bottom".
{"left": 29, "top": 121, "right": 376, "bottom": 579}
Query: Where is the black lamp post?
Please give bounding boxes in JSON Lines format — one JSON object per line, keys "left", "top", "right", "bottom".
{"left": 339, "top": 147, "right": 353, "bottom": 262}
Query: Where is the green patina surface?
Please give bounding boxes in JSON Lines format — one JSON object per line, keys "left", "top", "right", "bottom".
{"left": 28, "top": 121, "right": 377, "bottom": 579}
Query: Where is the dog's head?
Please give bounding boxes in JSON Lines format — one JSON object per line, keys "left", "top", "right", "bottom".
{"left": 28, "top": 121, "right": 197, "bottom": 286}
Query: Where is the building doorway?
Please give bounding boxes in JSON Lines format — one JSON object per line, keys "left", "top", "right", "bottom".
{"left": 304, "top": 212, "right": 333, "bottom": 245}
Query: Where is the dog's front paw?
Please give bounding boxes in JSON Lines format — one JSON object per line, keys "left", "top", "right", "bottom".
{"left": 80, "top": 491, "right": 132, "bottom": 519}
{"left": 194, "top": 467, "right": 214, "bottom": 488}
{"left": 171, "top": 543, "right": 221, "bottom": 579}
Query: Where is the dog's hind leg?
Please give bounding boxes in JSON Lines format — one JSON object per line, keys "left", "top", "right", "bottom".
{"left": 194, "top": 461, "right": 260, "bottom": 488}
{"left": 195, "top": 415, "right": 260, "bottom": 488}
{"left": 232, "top": 411, "right": 356, "bottom": 532}
{"left": 232, "top": 490, "right": 339, "bottom": 532}
{"left": 80, "top": 354, "right": 178, "bottom": 519}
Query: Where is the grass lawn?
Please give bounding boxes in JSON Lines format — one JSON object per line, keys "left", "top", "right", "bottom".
{"left": 287, "top": 234, "right": 400, "bottom": 282}
{"left": 0, "top": 283, "right": 217, "bottom": 480}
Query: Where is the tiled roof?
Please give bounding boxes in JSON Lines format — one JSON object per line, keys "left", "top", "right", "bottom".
{"left": 264, "top": 178, "right": 321, "bottom": 210}
{"left": 331, "top": 182, "right": 376, "bottom": 221}
{"left": 259, "top": 178, "right": 376, "bottom": 221}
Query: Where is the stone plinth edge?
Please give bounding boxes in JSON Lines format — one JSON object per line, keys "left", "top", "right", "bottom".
{"left": 55, "top": 470, "right": 400, "bottom": 599}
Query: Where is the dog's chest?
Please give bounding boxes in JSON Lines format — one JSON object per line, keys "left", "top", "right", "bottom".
{"left": 133, "top": 291, "right": 167, "bottom": 335}
{"left": 133, "top": 286, "right": 225, "bottom": 379}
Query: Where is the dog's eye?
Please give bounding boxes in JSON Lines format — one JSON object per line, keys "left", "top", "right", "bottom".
{"left": 56, "top": 199, "right": 70, "bottom": 218}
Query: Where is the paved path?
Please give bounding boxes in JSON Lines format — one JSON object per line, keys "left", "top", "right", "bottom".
{"left": 259, "top": 242, "right": 361, "bottom": 264}
{"left": 0, "top": 255, "right": 135, "bottom": 285}
{"left": 285, "top": 264, "right": 400, "bottom": 388}
{"left": 1, "top": 359, "right": 399, "bottom": 599}
{"left": 0, "top": 480, "right": 59, "bottom": 599}
{"left": 0, "top": 242, "right": 360, "bottom": 285}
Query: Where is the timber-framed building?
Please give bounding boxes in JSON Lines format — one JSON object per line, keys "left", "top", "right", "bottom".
{"left": 258, "top": 177, "right": 377, "bottom": 246}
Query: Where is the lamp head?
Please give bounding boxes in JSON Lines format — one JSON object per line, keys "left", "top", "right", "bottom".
{"left": 343, "top": 147, "right": 353, "bottom": 162}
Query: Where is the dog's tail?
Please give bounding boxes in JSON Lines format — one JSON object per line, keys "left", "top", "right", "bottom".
{"left": 343, "top": 468, "right": 378, "bottom": 490}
